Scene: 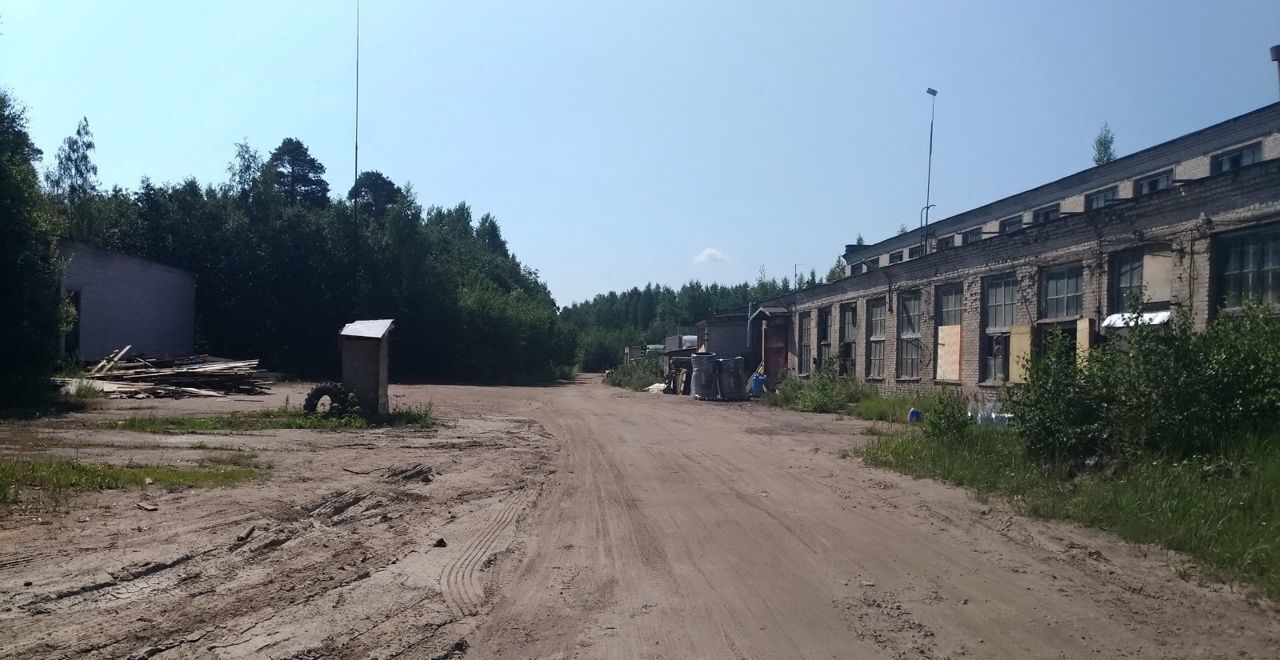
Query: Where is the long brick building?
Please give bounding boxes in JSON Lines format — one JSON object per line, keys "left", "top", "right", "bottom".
{"left": 751, "top": 102, "right": 1280, "bottom": 396}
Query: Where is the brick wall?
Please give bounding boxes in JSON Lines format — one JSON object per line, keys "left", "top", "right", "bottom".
{"left": 782, "top": 160, "right": 1280, "bottom": 400}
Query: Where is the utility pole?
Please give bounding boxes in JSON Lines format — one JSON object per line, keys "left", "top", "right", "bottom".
{"left": 922, "top": 88, "right": 938, "bottom": 253}
{"left": 1271, "top": 45, "right": 1280, "bottom": 100}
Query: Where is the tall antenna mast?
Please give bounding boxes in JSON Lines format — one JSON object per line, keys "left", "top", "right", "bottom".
{"left": 353, "top": 0, "right": 361, "bottom": 226}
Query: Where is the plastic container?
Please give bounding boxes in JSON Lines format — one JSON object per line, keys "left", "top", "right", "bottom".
{"left": 718, "top": 357, "right": 747, "bottom": 401}
{"left": 690, "top": 352, "right": 718, "bottom": 400}
{"left": 750, "top": 374, "right": 768, "bottom": 397}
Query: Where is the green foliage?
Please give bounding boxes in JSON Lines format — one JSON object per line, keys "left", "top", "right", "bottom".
{"left": 0, "top": 91, "right": 64, "bottom": 406}
{"left": 848, "top": 394, "right": 922, "bottom": 423}
{"left": 560, "top": 275, "right": 788, "bottom": 371}
{"left": 1006, "top": 303, "right": 1280, "bottom": 462}
{"left": 43, "top": 131, "right": 574, "bottom": 384}
{"left": 604, "top": 353, "right": 662, "bottom": 391}
{"left": 763, "top": 368, "right": 867, "bottom": 413}
{"left": 1, "top": 454, "right": 261, "bottom": 508}
{"left": 97, "top": 403, "right": 435, "bottom": 434}
{"left": 922, "top": 388, "right": 972, "bottom": 442}
{"left": 1093, "top": 122, "right": 1116, "bottom": 166}
{"left": 860, "top": 428, "right": 1280, "bottom": 599}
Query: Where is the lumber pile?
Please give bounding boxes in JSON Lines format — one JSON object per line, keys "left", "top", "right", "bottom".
{"left": 79, "top": 347, "right": 270, "bottom": 398}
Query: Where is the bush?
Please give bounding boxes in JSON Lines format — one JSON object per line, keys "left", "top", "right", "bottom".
{"left": 604, "top": 353, "right": 662, "bottom": 391}
{"left": 762, "top": 367, "right": 867, "bottom": 413}
{"left": 922, "top": 388, "right": 973, "bottom": 442}
{"left": 1006, "top": 303, "right": 1280, "bottom": 462}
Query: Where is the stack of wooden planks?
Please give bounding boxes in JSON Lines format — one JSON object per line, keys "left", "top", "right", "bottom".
{"left": 79, "top": 347, "right": 270, "bottom": 398}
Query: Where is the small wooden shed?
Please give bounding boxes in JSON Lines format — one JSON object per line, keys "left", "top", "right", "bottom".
{"left": 339, "top": 319, "right": 394, "bottom": 414}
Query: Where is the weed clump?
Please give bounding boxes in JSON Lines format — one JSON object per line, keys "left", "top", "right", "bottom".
{"left": 604, "top": 353, "right": 662, "bottom": 392}
{"left": 762, "top": 367, "right": 868, "bottom": 413}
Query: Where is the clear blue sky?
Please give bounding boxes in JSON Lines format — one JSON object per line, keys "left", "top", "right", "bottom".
{"left": 2, "top": 1, "right": 1278, "bottom": 305}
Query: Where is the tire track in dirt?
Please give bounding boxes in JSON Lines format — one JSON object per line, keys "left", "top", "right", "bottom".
{"left": 440, "top": 489, "right": 532, "bottom": 618}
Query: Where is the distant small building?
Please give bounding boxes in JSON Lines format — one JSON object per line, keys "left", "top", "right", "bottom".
{"left": 60, "top": 241, "right": 196, "bottom": 361}
{"left": 696, "top": 314, "right": 748, "bottom": 359}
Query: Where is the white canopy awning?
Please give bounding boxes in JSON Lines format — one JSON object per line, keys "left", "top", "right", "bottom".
{"left": 1101, "top": 311, "right": 1171, "bottom": 329}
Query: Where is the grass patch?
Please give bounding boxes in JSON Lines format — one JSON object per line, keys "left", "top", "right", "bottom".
{"left": 762, "top": 368, "right": 869, "bottom": 413}
{"left": 847, "top": 393, "right": 936, "bottom": 423}
{"left": 96, "top": 403, "right": 436, "bottom": 434}
{"left": 859, "top": 427, "right": 1280, "bottom": 599}
{"left": 0, "top": 453, "right": 262, "bottom": 508}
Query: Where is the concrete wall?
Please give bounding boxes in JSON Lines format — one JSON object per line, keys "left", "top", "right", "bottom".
{"left": 782, "top": 160, "right": 1280, "bottom": 399}
{"left": 60, "top": 242, "right": 196, "bottom": 361}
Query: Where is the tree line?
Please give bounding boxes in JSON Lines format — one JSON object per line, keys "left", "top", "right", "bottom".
{"left": 2, "top": 90, "right": 575, "bottom": 404}
{"left": 561, "top": 261, "right": 850, "bottom": 372}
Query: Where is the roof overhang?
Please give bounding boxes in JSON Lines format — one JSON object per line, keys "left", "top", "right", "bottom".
{"left": 341, "top": 319, "right": 395, "bottom": 339}
{"left": 1101, "top": 311, "right": 1171, "bottom": 329}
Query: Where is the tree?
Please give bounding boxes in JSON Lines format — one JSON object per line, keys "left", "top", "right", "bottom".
{"left": 265, "top": 137, "right": 330, "bottom": 208}
{"left": 1093, "top": 123, "right": 1116, "bottom": 166}
{"left": 855, "top": 233, "right": 865, "bottom": 246}
{"left": 808, "top": 268, "right": 819, "bottom": 289}
{"left": 896, "top": 224, "right": 908, "bottom": 235}
{"left": 475, "top": 213, "right": 509, "bottom": 258}
{"left": 45, "top": 116, "right": 98, "bottom": 199}
{"left": 348, "top": 170, "right": 401, "bottom": 219}
{"left": 0, "top": 91, "right": 64, "bottom": 404}
{"left": 226, "top": 140, "right": 261, "bottom": 197}
{"left": 826, "top": 256, "right": 846, "bottom": 283}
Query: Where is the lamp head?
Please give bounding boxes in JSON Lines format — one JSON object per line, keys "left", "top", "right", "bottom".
{"left": 926, "top": 88, "right": 938, "bottom": 96}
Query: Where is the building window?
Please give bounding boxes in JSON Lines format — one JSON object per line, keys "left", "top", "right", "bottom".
{"left": 1215, "top": 226, "right": 1280, "bottom": 310}
{"left": 937, "top": 284, "right": 963, "bottom": 327}
{"left": 798, "top": 312, "right": 812, "bottom": 375}
{"left": 817, "top": 307, "right": 831, "bottom": 368}
{"left": 999, "top": 216, "right": 1022, "bottom": 234}
{"left": 839, "top": 303, "right": 856, "bottom": 375}
{"left": 982, "top": 276, "right": 1016, "bottom": 382}
{"left": 936, "top": 235, "right": 954, "bottom": 251}
{"left": 1032, "top": 204, "right": 1060, "bottom": 224}
{"left": 897, "top": 290, "right": 922, "bottom": 379}
{"left": 1134, "top": 170, "right": 1172, "bottom": 196}
{"left": 1110, "top": 250, "right": 1144, "bottom": 313}
{"left": 1085, "top": 186, "right": 1117, "bottom": 211}
{"left": 1211, "top": 143, "right": 1262, "bottom": 175}
{"left": 889, "top": 250, "right": 904, "bottom": 264}
{"left": 1041, "top": 264, "right": 1083, "bottom": 318}
{"left": 962, "top": 227, "right": 983, "bottom": 245}
{"left": 867, "top": 298, "right": 886, "bottom": 378}
{"left": 908, "top": 245, "right": 924, "bottom": 259}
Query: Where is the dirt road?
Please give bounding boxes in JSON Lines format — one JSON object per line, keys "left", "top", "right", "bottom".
{"left": 2, "top": 377, "right": 1277, "bottom": 658}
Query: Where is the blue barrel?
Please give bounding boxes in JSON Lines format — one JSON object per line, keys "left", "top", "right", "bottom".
{"left": 750, "top": 374, "right": 768, "bottom": 397}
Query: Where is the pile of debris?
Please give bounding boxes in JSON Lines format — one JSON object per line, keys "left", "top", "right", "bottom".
{"left": 67, "top": 346, "right": 270, "bottom": 399}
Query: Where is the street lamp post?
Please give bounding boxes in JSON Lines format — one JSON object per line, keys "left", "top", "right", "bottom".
{"left": 923, "top": 88, "right": 938, "bottom": 253}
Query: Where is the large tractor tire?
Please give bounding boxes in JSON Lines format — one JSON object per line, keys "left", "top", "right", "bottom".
{"left": 304, "top": 382, "right": 354, "bottom": 417}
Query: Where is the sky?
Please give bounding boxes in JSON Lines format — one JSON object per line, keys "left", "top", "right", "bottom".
{"left": 2, "top": 1, "right": 1279, "bottom": 305}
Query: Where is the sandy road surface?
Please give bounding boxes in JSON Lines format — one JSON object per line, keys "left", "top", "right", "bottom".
{"left": 421, "top": 378, "right": 1279, "bottom": 660}
{"left": 1, "top": 377, "right": 1277, "bottom": 659}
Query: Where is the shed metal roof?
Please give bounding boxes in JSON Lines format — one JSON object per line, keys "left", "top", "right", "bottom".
{"left": 340, "top": 319, "right": 394, "bottom": 339}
